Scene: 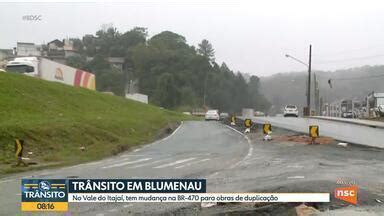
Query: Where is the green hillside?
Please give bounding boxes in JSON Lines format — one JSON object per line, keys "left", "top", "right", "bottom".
{"left": 0, "top": 73, "right": 191, "bottom": 175}
{"left": 260, "top": 65, "right": 384, "bottom": 114}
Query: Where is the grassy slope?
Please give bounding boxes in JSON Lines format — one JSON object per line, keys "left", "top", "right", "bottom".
{"left": 0, "top": 73, "right": 190, "bottom": 175}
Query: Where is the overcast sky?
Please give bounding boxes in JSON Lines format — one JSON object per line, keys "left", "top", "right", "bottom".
{"left": 1, "top": 0, "right": 384, "bottom": 76}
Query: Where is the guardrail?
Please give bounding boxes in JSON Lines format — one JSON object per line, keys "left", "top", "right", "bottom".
{"left": 309, "top": 116, "right": 384, "bottom": 129}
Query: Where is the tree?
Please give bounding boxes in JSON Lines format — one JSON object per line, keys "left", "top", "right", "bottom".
{"left": 66, "top": 55, "right": 86, "bottom": 69}
{"left": 197, "top": 39, "right": 215, "bottom": 62}
{"left": 248, "top": 75, "right": 271, "bottom": 112}
{"left": 85, "top": 55, "right": 125, "bottom": 96}
{"left": 96, "top": 68, "right": 125, "bottom": 96}
{"left": 120, "top": 27, "right": 147, "bottom": 49}
{"left": 153, "top": 73, "right": 179, "bottom": 108}
{"left": 71, "top": 38, "right": 84, "bottom": 53}
{"left": 73, "top": 27, "right": 271, "bottom": 112}
{"left": 82, "top": 35, "right": 97, "bottom": 56}
{"left": 95, "top": 26, "right": 122, "bottom": 57}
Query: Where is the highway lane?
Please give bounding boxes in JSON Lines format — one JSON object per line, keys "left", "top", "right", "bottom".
{"left": 1, "top": 120, "right": 383, "bottom": 215}
{"left": 251, "top": 116, "right": 384, "bottom": 148}
{"left": 0, "top": 121, "right": 251, "bottom": 215}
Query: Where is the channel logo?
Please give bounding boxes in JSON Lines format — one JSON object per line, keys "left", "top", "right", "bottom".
{"left": 334, "top": 185, "right": 358, "bottom": 205}
{"left": 21, "top": 179, "right": 68, "bottom": 212}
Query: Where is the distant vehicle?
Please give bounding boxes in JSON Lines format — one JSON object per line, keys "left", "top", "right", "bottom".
{"left": 219, "top": 112, "right": 229, "bottom": 119}
{"left": 367, "top": 92, "right": 384, "bottom": 117}
{"left": 378, "top": 105, "right": 384, "bottom": 117}
{"left": 242, "top": 108, "right": 254, "bottom": 118}
{"left": 254, "top": 111, "right": 265, "bottom": 116}
{"left": 327, "top": 99, "right": 362, "bottom": 118}
{"left": 340, "top": 99, "right": 354, "bottom": 118}
{"left": 5, "top": 57, "right": 95, "bottom": 90}
{"left": 283, "top": 105, "right": 299, "bottom": 117}
{"left": 205, "top": 110, "right": 220, "bottom": 121}
{"left": 191, "top": 109, "right": 206, "bottom": 116}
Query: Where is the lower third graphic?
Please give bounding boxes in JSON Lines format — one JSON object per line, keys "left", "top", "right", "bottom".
{"left": 21, "top": 179, "right": 68, "bottom": 211}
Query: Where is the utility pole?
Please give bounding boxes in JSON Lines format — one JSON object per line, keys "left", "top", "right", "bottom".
{"left": 314, "top": 73, "right": 320, "bottom": 115}
{"left": 307, "top": 44, "right": 312, "bottom": 115}
{"left": 285, "top": 44, "right": 313, "bottom": 116}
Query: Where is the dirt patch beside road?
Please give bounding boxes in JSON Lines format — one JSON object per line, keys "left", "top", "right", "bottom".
{"left": 274, "top": 135, "right": 334, "bottom": 145}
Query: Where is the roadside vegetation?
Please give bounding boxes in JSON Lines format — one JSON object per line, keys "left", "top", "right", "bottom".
{"left": 0, "top": 73, "right": 191, "bottom": 175}
{"left": 65, "top": 26, "right": 270, "bottom": 113}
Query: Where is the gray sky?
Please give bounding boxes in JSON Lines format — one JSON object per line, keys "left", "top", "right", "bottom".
{"left": 1, "top": 0, "right": 384, "bottom": 76}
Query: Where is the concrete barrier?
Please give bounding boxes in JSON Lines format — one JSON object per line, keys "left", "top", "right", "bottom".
{"left": 310, "top": 116, "right": 384, "bottom": 129}
{"left": 247, "top": 116, "right": 384, "bottom": 149}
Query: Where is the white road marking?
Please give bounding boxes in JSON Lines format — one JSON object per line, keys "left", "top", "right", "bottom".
{"left": 175, "top": 158, "right": 211, "bottom": 169}
{"left": 209, "top": 172, "right": 220, "bottom": 177}
{"left": 287, "top": 165, "right": 304, "bottom": 168}
{"left": 123, "top": 204, "right": 133, "bottom": 208}
{"left": 141, "top": 121, "right": 184, "bottom": 150}
{"left": 287, "top": 176, "right": 305, "bottom": 179}
{"left": 224, "top": 125, "right": 253, "bottom": 168}
{"left": 201, "top": 202, "right": 217, "bottom": 208}
{"left": 119, "top": 154, "right": 146, "bottom": 158}
{"left": 128, "top": 158, "right": 170, "bottom": 169}
{"left": 69, "top": 164, "right": 84, "bottom": 169}
{"left": 108, "top": 155, "right": 148, "bottom": 164}
{"left": 85, "top": 161, "right": 103, "bottom": 166}
{"left": 108, "top": 208, "right": 118, "bottom": 212}
{"left": 0, "top": 179, "right": 12, "bottom": 184}
{"left": 206, "top": 125, "right": 254, "bottom": 178}
{"left": 102, "top": 158, "right": 152, "bottom": 169}
{"left": 154, "top": 158, "right": 196, "bottom": 169}
{"left": 160, "top": 121, "right": 183, "bottom": 142}
{"left": 39, "top": 171, "right": 54, "bottom": 176}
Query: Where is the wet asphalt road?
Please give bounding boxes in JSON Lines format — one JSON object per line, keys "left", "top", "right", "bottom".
{"left": 0, "top": 120, "right": 384, "bottom": 215}
{"left": 0, "top": 121, "right": 249, "bottom": 215}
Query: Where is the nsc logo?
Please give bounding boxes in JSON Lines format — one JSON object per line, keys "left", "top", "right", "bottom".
{"left": 21, "top": 179, "right": 68, "bottom": 212}
{"left": 334, "top": 185, "right": 358, "bottom": 205}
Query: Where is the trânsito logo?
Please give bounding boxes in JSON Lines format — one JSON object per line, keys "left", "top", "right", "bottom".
{"left": 22, "top": 179, "right": 67, "bottom": 202}
{"left": 39, "top": 181, "right": 51, "bottom": 191}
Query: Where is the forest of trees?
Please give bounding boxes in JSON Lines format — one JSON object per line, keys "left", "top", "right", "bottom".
{"left": 65, "top": 26, "right": 270, "bottom": 113}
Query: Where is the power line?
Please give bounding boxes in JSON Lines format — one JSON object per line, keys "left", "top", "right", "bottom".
{"left": 327, "top": 73, "right": 384, "bottom": 88}
{"left": 314, "top": 44, "right": 384, "bottom": 56}
{"left": 316, "top": 54, "right": 384, "bottom": 64}
{"left": 332, "top": 73, "right": 384, "bottom": 81}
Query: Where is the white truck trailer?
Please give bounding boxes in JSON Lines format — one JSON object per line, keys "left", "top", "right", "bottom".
{"left": 242, "top": 108, "right": 254, "bottom": 118}
{"left": 5, "top": 57, "right": 95, "bottom": 90}
{"left": 367, "top": 92, "right": 384, "bottom": 117}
